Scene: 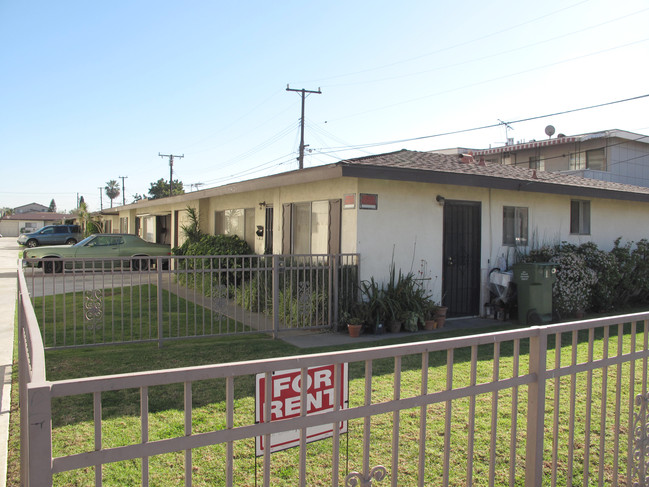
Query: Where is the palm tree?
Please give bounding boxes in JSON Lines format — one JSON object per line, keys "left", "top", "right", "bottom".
{"left": 105, "top": 180, "right": 121, "bottom": 208}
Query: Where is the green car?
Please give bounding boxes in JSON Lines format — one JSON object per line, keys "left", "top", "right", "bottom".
{"left": 23, "top": 234, "right": 171, "bottom": 273}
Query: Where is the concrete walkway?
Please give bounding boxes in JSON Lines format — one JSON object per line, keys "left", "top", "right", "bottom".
{"left": 0, "top": 238, "right": 19, "bottom": 487}
{"left": 281, "top": 316, "right": 511, "bottom": 349}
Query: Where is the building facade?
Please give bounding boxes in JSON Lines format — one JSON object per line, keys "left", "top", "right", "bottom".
{"left": 102, "top": 149, "right": 649, "bottom": 317}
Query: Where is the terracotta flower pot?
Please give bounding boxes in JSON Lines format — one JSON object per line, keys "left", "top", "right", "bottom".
{"left": 388, "top": 319, "right": 402, "bottom": 333}
{"left": 348, "top": 324, "right": 362, "bottom": 337}
{"left": 424, "top": 319, "right": 437, "bottom": 331}
{"left": 434, "top": 307, "right": 448, "bottom": 328}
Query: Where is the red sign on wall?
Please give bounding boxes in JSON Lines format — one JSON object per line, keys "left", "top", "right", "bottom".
{"left": 359, "top": 193, "right": 378, "bottom": 210}
{"left": 255, "top": 363, "right": 349, "bottom": 455}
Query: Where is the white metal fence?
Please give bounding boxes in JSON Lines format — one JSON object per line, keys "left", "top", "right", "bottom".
{"left": 22, "top": 253, "right": 360, "bottom": 349}
{"left": 18, "top": 264, "right": 649, "bottom": 486}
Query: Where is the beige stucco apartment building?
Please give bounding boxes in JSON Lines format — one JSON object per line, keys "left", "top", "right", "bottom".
{"left": 101, "top": 149, "right": 649, "bottom": 317}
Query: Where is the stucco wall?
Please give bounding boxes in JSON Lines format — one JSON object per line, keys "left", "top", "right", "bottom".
{"left": 113, "top": 175, "right": 649, "bottom": 312}
{"left": 354, "top": 179, "right": 649, "bottom": 305}
{"left": 206, "top": 179, "right": 359, "bottom": 254}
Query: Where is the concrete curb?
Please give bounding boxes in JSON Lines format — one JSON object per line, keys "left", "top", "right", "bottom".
{"left": 0, "top": 238, "right": 19, "bottom": 487}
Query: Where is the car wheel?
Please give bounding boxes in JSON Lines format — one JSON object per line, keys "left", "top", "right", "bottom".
{"left": 43, "top": 259, "right": 63, "bottom": 274}
{"left": 27, "top": 239, "right": 38, "bottom": 248}
{"left": 132, "top": 257, "right": 149, "bottom": 271}
{"left": 65, "top": 238, "right": 77, "bottom": 245}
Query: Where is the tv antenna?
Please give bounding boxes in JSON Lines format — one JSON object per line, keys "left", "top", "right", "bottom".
{"left": 498, "top": 119, "right": 514, "bottom": 144}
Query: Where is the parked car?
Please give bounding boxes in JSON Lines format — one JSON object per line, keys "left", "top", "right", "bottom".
{"left": 17, "top": 224, "right": 82, "bottom": 247}
{"left": 22, "top": 234, "right": 171, "bottom": 273}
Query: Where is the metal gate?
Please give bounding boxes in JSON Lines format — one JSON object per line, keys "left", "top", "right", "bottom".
{"left": 442, "top": 200, "right": 481, "bottom": 316}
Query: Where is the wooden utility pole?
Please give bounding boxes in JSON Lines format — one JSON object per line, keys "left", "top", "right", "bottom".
{"left": 286, "top": 85, "right": 321, "bottom": 169}
{"left": 158, "top": 153, "right": 184, "bottom": 197}
{"left": 119, "top": 175, "right": 128, "bottom": 206}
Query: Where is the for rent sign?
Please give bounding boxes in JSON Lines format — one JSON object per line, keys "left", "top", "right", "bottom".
{"left": 255, "top": 363, "right": 349, "bottom": 455}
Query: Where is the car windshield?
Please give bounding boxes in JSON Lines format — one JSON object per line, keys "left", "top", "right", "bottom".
{"left": 75, "top": 236, "right": 96, "bottom": 247}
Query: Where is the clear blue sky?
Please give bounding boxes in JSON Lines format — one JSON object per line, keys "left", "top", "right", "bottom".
{"left": 1, "top": 0, "right": 648, "bottom": 213}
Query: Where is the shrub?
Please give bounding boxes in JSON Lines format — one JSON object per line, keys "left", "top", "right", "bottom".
{"left": 549, "top": 251, "right": 596, "bottom": 316}
{"left": 173, "top": 234, "right": 252, "bottom": 257}
{"left": 576, "top": 242, "right": 618, "bottom": 312}
{"left": 278, "top": 285, "right": 327, "bottom": 328}
{"left": 518, "top": 238, "right": 649, "bottom": 316}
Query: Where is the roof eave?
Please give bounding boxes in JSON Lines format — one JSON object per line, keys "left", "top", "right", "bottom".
{"left": 339, "top": 164, "right": 649, "bottom": 203}
{"left": 114, "top": 165, "right": 345, "bottom": 211}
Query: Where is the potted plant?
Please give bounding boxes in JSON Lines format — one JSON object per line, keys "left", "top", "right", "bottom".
{"left": 435, "top": 305, "right": 448, "bottom": 328}
{"left": 340, "top": 301, "right": 371, "bottom": 337}
{"left": 360, "top": 277, "right": 388, "bottom": 334}
{"left": 422, "top": 300, "right": 439, "bottom": 330}
{"left": 347, "top": 315, "right": 363, "bottom": 337}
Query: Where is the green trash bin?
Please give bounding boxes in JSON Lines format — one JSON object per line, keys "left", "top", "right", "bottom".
{"left": 513, "top": 263, "right": 557, "bottom": 326}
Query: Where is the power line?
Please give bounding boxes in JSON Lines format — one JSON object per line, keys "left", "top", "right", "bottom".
{"left": 313, "top": 94, "right": 649, "bottom": 155}
{"left": 301, "top": 0, "right": 591, "bottom": 85}
{"left": 320, "top": 7, "right": 649, "bottom": 90}
{"left": 326, "top": 36, "right": 649, "bottom": 124}
{"left": 188, "top": 95, "right": 649, "bottom": 190}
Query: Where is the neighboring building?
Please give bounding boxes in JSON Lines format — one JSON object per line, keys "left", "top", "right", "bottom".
{"left": 0, "top": 212, "right": 70, "bottom": 237}
{"left": 13, "top": 202, "right": 49, "bottom": 214}
{"left": 104, "top": 149, "right": 649, "bottom": 318}
{"left": 468, "top": 129, "right": 649, "bottom": 187}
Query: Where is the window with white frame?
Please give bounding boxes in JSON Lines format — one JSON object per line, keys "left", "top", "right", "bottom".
{"left": 586, "top": 148, "right": 605, "bottom": 170}
{"left": 569, "top": 152, "right": 584, "bottom": 170}
{"left": 570, "top": 200, "right": 590, "bottom": 235}
{"left": 214, "top": 208, "right": 255, "bottom": 248}
{"left": 502, "top": 206, "right": 529, "bottom": 246}
{"left": 569, "top": 148, "right": 605, "bottom": 171}
{"left": 292, "top": 201, "right": 329, "bottom": 254}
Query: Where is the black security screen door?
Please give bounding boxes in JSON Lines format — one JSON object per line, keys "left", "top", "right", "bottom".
{"left": 442, "top": 200, "right": 481, "bottom": 317}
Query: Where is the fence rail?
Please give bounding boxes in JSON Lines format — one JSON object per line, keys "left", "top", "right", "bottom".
{"left": 17, "top": 260, "right": 649, "bottom": 486}
{"left": 22, "top": 253, "right": 359, "bottom": 349}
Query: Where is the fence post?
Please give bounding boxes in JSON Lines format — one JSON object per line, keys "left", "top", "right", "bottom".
{"left": 27, "top": 383, "right": 53, "bottom": 486}
{"left": 525, "top": 328, "right": 547, "bottom": 486}
{"left": 272, "top": 254, "right": 280, "bottom": 339}
{"left": 331, "top": 254, "right": 339, "bottom": 330}
{"left": 157, "top": 261, "right": 164, "bottom": 348}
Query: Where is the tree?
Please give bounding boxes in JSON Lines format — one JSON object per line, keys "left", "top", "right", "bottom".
{"left": 105, "top": 180, "right": 121, "bottom": 208}
{"left": 132, "top": 193, "right": 146, "bottom": 203}
{"left": 48, "top": 199, "right": 57, "bottom": 212}
{"left": 78, "top": 195, "right": 85, "bottom": 207}
{"left": 74, "top": 201, "right": 102, "bottom": 237}
{"left": 148, "top": 178, "right": 185, "bottom": 200}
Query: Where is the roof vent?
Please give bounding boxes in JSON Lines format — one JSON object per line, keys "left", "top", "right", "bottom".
{"left": 459, "top": 153, "right": 474, "bottom": 164}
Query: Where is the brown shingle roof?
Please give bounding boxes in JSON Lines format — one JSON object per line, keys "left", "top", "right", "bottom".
{"left": 338, "top": 149, "right": 649, "bottom": 200}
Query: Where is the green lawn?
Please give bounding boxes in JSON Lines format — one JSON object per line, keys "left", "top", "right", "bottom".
{"left": 8, "top": 314, "right": 647, "bottom": 485}
{"left": 32, "top": 284, "right": 249, "bottom": 348}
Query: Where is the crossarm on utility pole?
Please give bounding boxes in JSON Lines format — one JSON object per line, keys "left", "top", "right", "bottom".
{"left": 286, "top": 85, "right": 321, "bottom": 170}
{"left": 158, "top": 153, "right": 184, "bottom": 197}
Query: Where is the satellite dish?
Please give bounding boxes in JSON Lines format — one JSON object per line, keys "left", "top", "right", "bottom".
{"left": 545, "top": 125, "right": 556, "bottom": 138}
